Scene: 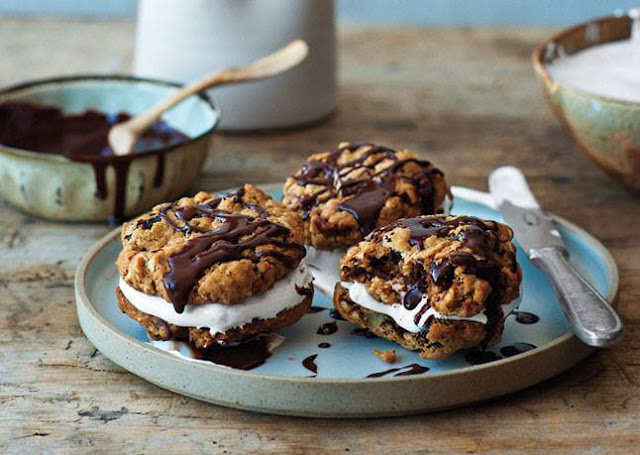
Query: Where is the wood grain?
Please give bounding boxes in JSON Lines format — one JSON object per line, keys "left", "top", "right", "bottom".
{"left": 1, "top": 18, "right": 639, "bottom": 454}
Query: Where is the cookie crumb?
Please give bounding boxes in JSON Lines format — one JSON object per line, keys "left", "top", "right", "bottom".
{"left": 373, "top": 349, "right": 396, "bottom": 363}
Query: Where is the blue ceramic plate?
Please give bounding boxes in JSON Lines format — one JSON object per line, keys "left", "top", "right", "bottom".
{"left": 75, "top": 185, "right": 618, "bottom": 417}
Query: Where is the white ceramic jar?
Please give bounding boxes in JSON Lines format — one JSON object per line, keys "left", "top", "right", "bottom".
{"left": 133, "top": 0, "right": 336, "bottom": 131}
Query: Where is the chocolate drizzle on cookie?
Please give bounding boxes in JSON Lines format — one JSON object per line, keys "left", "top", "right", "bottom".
{"left": 378, "top": 216, "right": 513, "bottom": 347}
{"left": 156, "top": 189, "right": 306, "bottom": 313}
{"left": 292, "top": 143, "right": 445, "bottom": 235}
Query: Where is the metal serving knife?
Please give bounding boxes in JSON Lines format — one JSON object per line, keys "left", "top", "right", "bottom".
{"left": 488, "top": 166, "right": 623, "bottom": 347}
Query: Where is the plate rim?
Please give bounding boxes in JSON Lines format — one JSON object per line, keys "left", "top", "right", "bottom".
{"left": 75, "top": 184, "right": 619, "bottom": 386}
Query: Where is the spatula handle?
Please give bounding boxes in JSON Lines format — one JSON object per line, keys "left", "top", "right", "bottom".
{"left": 529, "top": 246, "right": 623, "bottom": 347}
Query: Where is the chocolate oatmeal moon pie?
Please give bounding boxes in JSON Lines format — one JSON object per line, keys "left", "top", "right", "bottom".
{"left": 335, "top": 215, "right": 523, "bottom": 359}
{"left": 282, "top": 142, "right": 451, "bottom": 295}
{"left": 115, "top": 184, "right": 313, "bottom": 348}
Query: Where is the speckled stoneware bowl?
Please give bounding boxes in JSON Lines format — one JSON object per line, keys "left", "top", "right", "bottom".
{"left": 0, "top": 76, "right": 219, "bottom": 221}
{"left": 533, "top": 14, "right": 640, "bottom": 193}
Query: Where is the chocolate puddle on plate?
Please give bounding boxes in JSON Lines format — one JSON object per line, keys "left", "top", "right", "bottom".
{"left": 465, "top": 342, "right": 537, "bottom": 365}
{"left": 150, "top": 333, "right": 284, "bottom": 370}
{"left": 367, "top": 363, "right": 430, "bottom": 378}
{"left": 317, "top": 321, "right": 338, "bottom": 335}
{"left": 329, "top": 309, "right": 345, "bottom": 320}
{"left": 512, "top": 310, "right": 540, "bottom": 325}
{"left": 302, "top": 354, "right": 318, "bottom": 376}
{"left": 307, "top": 306, "right": 326, "bottom": 314}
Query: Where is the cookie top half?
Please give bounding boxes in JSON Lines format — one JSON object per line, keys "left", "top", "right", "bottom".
{"left": 282, "top": 142, "right": 451, "bottom": 249}
{"left": 116, "top": 184, "right": 306, "bottom": 312}
{"left": 340, "top": 215, "right": 522, "bottom": 318}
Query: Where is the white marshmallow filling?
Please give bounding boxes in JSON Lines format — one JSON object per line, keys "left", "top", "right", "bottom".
{"left": 119, "top": 260, "right": 312, "bottom": 335}
{"left": 341, "top": 281, "right": 521, "bottom": 333}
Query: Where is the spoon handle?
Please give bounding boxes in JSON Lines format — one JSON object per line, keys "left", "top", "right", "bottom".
{"left": 127, "top": 39, "right": 309, "bottom": 136}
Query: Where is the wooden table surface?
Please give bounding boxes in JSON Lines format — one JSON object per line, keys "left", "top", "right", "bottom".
{"left": 1, "top": 18, "right": 639, "bottom": 454}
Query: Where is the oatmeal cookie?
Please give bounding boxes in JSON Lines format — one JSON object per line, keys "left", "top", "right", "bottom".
{"left": 115, "top": 184, "right": 313, "bottom": 346}
{"left": 282, "top": 142, "right": 451, "bottom": 249}
{"left": 335, "top": 215, "right": 522, "bottom": 359}
{"left": 117, "top": 184, "right": 305, "bottom": 310}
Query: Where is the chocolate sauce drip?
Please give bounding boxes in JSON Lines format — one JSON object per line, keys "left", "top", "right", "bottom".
{"left": 500, "top": 342, "right": 536, "bottom": 358}
{"left": 111, "top": 161, "right": 132, "bottom": 225}
{"left": 513, "top": 310, "right": 539, "bottom": 325}
{"left": 302, "top": 354, "right": 318, "bottom": 375}
{"left": 367, "top": 363, "right": 430, "bottom": 378}
{"left": 157, "top": 190, "right": 306, "bottom": 313}
{"left": 307, "top": 306, "right": 326, "bottom": 313}
{"left": 293, "top": 143, "right": 444, "bottom": 235}
{"left": 367, "top": 366, "right": 405, "bottom": 378}
{"left": 317, "top": 322, "right": 338, "bottom": 335}
{"left": 394, "top": 364, "right": 430, "bottom": 377}
{"left": 91, "top": 163, "right": 108, "bottom": 199}
{"left": 153, "top": 151, "right": 166, "bottom": 188}
{"left": 403, "top": 284, "right": 423, "bottom": 310}
{"left": 188, "top": 334, "right": 279, "bottom": 370}
{"left": 0, "top": 102, "right": 189, "bottom": 222}
{"left": 414, "top": 308, "right": 432, "bottom": 327}
{"left": 380, "top": 216, "right": 507, "bottom": 348}
{"left": 295, "top": 285, "right": 313, "bottom": 297}
{"left": 318, "top": 342, "right": 331, "bottom": 349}
{"left": 465, "top": 349, "right": 501, "bottom": 365}
{"left": 329, "top": 309, "right": 345, "bottom": 320}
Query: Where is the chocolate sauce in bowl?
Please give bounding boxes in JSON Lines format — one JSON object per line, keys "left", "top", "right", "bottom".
{"left": 292, "top": 143, "right": 445, "bottom": 236}
{"left": 0, "top": 101, "right": 191, "bottom": 222}
{"left": 157, "top": 189, "right": 306, "bottom": 313}
{"left": 318, "top": 342, "right": 331, "bottom": 349}
{"left": 0, "top": 103, "right": 188, "bottom": 156}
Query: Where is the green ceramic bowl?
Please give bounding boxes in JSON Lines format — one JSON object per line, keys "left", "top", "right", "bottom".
{"left": 0, "top": 75, "right": 219, "bottom": 221}
{"left": 533, "top": 14, "right": 640, "bottom": 193}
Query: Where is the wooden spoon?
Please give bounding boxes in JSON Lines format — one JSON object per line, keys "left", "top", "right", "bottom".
{"left": 108, "top": 39, "right": 309, "bottom": 156}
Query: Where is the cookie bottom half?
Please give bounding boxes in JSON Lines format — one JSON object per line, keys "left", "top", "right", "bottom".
{"left": 333, "top": 283, "right": 504, "bottom": 359}
{"left": 116, "top": 287, "right": 313, "bottom": 349}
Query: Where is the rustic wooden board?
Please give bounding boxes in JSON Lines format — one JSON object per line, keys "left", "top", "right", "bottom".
{"left": 1, "top": 18, "right": 639, "bottom": 454}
